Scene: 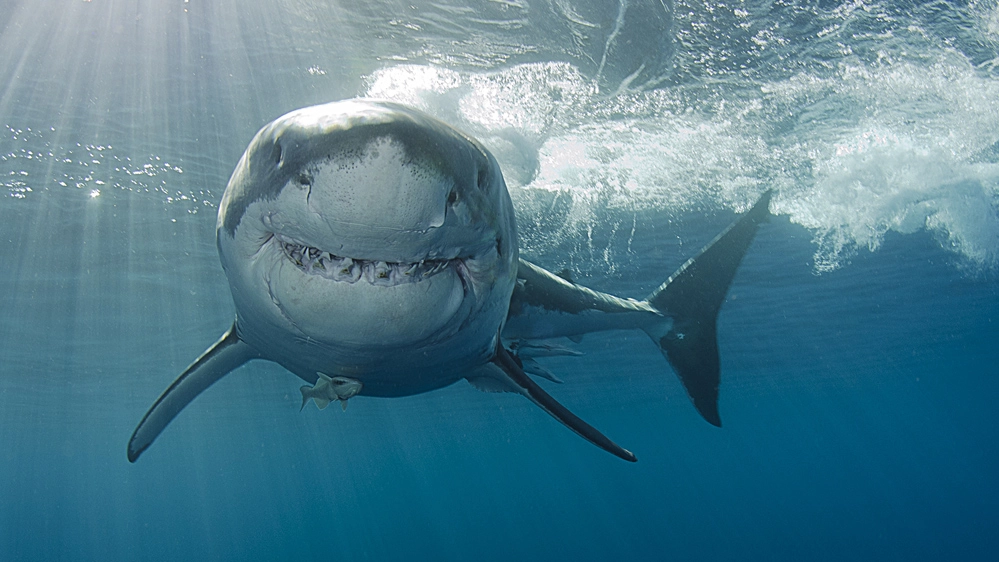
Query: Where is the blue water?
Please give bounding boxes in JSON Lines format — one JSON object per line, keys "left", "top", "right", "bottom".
{"left": 2, "top": 0, "right": 998, "bottom": 560}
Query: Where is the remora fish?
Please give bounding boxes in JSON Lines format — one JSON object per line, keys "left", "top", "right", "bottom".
{"left": 128, "top": 99, "right": 771, "bottom": 463}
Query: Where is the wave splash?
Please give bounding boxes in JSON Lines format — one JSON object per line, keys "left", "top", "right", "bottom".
{"left": 364, "top": 56, "right": 999, "bottom": 272}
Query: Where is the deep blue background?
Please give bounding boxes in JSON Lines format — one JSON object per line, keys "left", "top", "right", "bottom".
{"left": 2, "top": 1, "right": 998, "bottom": 560}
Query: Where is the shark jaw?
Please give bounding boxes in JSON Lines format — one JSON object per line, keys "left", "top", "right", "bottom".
{"left": 228, "top": 200, "right": 498, "bottom": 362}
{"left": 275, "top": 235, "right": 460, "bottom": 287}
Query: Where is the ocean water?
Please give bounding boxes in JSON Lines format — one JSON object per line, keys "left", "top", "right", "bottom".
{"left": 1, "top": 0, "right": 998, "bottom": 560}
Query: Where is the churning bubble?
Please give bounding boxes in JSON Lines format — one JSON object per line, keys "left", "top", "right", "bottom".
{"left": 364, "top": 55, "right": 999, "bottom": 272}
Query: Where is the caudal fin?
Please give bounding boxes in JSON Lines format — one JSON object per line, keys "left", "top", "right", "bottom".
{"left": 643, "top": 191, "right": 772, "bottom": 426}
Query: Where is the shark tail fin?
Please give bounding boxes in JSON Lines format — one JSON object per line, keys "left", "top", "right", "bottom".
{"left": 641, "top": 190, "right": 772, "bottom": 427}
{"left": 128, "top": 322, "right": 258, "bottom": 462}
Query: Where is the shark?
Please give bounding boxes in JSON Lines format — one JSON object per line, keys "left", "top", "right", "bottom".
{"left": 127, "top": 99, "right": 771, "bottom": 463}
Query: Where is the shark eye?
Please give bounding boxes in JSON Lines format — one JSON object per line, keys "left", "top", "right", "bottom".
{"left": 272, "top": 143, "right": 283, "bottom": 167}
{"left": 477, "top": 168, "right": 489, "bottom": 190}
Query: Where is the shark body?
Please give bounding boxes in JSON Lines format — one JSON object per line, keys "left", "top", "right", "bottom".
{"left": 128, "top": 99, "right": 771, "bottom": 463}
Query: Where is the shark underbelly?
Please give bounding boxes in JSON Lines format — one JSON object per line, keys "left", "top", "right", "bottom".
{"left": 238, "top": 316, "right": 499, "bottom": 397}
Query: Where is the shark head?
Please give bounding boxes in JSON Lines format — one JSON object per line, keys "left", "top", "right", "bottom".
{"left": 217, "top": 100, "right": 518, "bottom": 390}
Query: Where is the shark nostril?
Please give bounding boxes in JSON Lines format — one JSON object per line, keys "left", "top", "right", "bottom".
{"left": 447, "top": 191, "right": 458, "bottom": 205}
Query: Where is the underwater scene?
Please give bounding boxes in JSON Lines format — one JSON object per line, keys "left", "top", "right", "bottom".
{"left": 1, "top": 0, "right": 998, "bottom": 560}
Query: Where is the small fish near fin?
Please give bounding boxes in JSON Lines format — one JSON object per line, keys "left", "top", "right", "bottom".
{"left": 300, "top": 372, "right": 334, "bottom": 411}
{"left": 300, "top": 372, "right": 362, "bottom": 411}
{"left": 642, "top": 190, "right": 772, "bottom": 427}
{"left": 488, "top": 341, "right": 637, "bottom": 463}
{"left": 510, "top": 340, "right": 584, "bottom": 358}
{"left": 520, "top": 358, "right": 564, "bottom": 384}
{"left": 301, "top": 391, "right": 333, "bottom": 411}
{"left": 127, "top": 322, "right": 260, "bottom": 462}
{"left": 506, "top": 340, "right": 568, "bottom": 383}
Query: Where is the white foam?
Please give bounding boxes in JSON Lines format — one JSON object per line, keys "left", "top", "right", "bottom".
{"left": 785, "top": 130, "right": 999, "bottom": 271}
{"left": 363, "top": 57, "right": 999, "bottom": 272}
{"left": 765, "top": 56, "right": 999, "bottom": 271}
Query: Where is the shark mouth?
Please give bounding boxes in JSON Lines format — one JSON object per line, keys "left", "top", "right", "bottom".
{"left": 277, "top": 237, "right": 457, "bottom": 287}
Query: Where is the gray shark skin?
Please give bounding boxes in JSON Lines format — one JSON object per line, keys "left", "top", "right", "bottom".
{"left": 128, "top": 99, "right": 771, "bottom": 463}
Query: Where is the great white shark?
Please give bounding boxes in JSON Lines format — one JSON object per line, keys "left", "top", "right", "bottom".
{"left": 128, "top": 99, "right": 771, "bottom": 463}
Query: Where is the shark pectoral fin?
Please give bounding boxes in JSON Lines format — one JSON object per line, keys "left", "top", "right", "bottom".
{"left": 491, "top": 344, "right": 637, "bottom": 463}
{"left": 340, "top": 399, "right": 348, "bottom": 412}
{"left": 643, "top": 189, "right": 772, "bottom": 427}
{"left": 127, "top": 322, "right": 259, "bottom": 462}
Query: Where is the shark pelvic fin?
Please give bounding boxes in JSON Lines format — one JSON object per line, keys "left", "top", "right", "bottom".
{"left": 128, "top": 322, "right": 259, "bottom": 462}
{"left": 490, "top": 341, "right": 637, "bottom": 462}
